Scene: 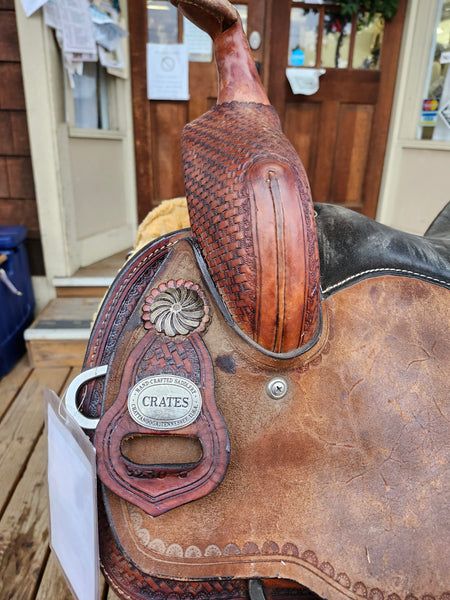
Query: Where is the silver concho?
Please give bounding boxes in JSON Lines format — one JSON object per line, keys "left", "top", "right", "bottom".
{"left": 142, "top": 281, "right": 210, "bottom": 337}
{"left": 128, "top": 375, "right": 202, "bottom": 430}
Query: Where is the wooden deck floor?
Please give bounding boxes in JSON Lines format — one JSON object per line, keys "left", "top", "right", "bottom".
{"left": 0, "top": 354, "right": 120, "bottom": 600}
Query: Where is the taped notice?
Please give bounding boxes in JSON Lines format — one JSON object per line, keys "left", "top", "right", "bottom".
{"left": 286, "top": 68, "right": 326, "bottom": 96}
{"left": 147, "top": 43, "right": 189, "bottom": 101}
{"left": 59, "top": 0, "right": 97, "bottom": 55}
{"left": 45, "top": 388, "right": 100, "bottom": 600}
{"left": 20, "top": 0, "right": 46, "bottom": 17}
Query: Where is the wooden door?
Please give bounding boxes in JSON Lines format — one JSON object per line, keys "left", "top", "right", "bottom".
{"left": 129, "top": 0, "right": 268, "bottom": 222}
{"left": 268, "top": 1, "right": 407, "bottom": 218}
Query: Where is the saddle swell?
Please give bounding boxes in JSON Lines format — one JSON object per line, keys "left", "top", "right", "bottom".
{"left": 182, "top": 101, "right": 320, "bottom": 355}
{"left": 177, "top": 1, "right": 320, "bottom": 355}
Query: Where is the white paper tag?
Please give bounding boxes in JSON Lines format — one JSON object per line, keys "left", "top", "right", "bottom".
{"left": 45, "top": 388, "right": 100, "bottom": 600}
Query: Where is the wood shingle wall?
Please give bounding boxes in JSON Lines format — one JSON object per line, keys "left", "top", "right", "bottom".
{"left": 0, "top": 0, "right": 44, "bottom": 275}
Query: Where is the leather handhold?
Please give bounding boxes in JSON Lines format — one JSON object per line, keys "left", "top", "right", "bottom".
{"left": 182, "top": 101, "right": 321, "bottom": 354}
{"left": 94, "top": 330, "right": 230, "bottom": 517}
{"left": 177, "top": 0, "right": 321, "bottom": 354}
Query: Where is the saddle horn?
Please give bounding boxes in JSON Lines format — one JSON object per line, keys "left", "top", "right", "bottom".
{"left": 172, "top": 0, "right": 321, "bottom": 354}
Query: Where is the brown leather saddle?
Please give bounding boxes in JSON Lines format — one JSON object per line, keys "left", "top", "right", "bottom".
{"left": 67, "top": 2, "right": 450, "bottom": 599}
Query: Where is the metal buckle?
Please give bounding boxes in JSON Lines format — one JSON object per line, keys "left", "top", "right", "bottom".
{"left": 64, "top": 365, "right": 108, "bottom": 430}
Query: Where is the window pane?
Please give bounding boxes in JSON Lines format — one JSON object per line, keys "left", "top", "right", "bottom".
{"left": 147, "top": 0, "right": 178, "bottom": 44}
{"left": 73, "top": 63, "right": 99, "bottom": 129}
{"left": 353, "top": 12, "right": 384, "bottom": 69}
{"left": 419, "top": 0, "right": 450, "bottom": 140}
{"left": 321, "top": 11, "right": 352, "bottom": 68}
{"left": 288, "top": 7, "right": 319, "bottom": 67}
{"left": 234, "top": 4, "right": 248, "bottom": 34}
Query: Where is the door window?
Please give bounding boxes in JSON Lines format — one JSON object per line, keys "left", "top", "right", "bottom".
{"left": 289, "top": 2, "right": 385, "bottom": 70}
{"left": 148, "top": 0, "right": 178, "bottom": 44}
{"left": 147, "top": 1, "right": 248, "bottom": 63}
{"left": 419, "top": 0, "right": 450, "bottom": 140}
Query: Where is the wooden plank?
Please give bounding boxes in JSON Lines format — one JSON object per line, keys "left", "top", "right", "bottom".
{"left": 0, "top": 433, "right": 50, "bottom": 600}
{"left": 0, "top": 63, "right": 25, "bottom": 110}
{"left": 0, "top": 0, "right": 15, "bottom": 10}
{"left": 56, "top": 285, "right": 110, "bottom": 298}
{"left": 35, "top": 549, "right": 109, "bottom": 599}
{"left": 74, "top": 249, "right": 130, "bottom": 277}
{"left": 284, "top": 102, "right": 320, "bottom": 176}
{"left": 0, "top": 10, "right": 20, "bottom": 62}
{"left": 0, "top": 111, "right": 30, "bottom": 156}
{"left": 5, "top": 156, "right": 35, "bottom": 198}
{"left": 10, "top": 111, "right": 31, "bottom": 155}
{"left": 34, "top": 552, "right": 75, "bottom": 600}
{"left": 0, "top": 198, "right": 40, "bottom": 232}
{"left": 0, "top": 156, "right": 8, "bottom": 196}
{"left": 29, "top": 297, "right": 102, "bottom": 322}
{"left": 311, "top": 100, "right": 340, "bottom": 204}
{"left": 0, "top": 354, "right": 31, "bottom": 421}
{"left": 331, "top": 103, "right": 373, "bottom": 206}
{"left": 151, "top": 101, "right": 187, "bottom": 201}
{"left": 26, "top": 340, "right": 88, "bottom": 368}
{"left": 361, "top": 0, "right": 407, "bottom": 218}
{"left": 128, "top": 0, "right": 155, "bottom": 221}
{"left": 0, "top": 366, "right": 70, "bottom": 515}
{"left": 0, "top": 111, "right": 13, "bottom": 155}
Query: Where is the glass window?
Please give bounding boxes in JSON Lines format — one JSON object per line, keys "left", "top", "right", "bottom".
{"left": 419, "top": 0, "right": 450, "bottom": 140}
{"left": 288, "top": 7, "right": 319, "bottom": 67}
{"left": 353, "top": 12, "right": 384, "bottom": 69}
{"left": 148, "top": 0, "right": 178, "bottom": 44}
{"left": 235, "top": 4, "right": 248, "bottom": 34}
{"left": 321, "top": 11, "right": 352, "bottom": 68}
{"left": 71, "top": 62, "right": 117, "bottom": 130}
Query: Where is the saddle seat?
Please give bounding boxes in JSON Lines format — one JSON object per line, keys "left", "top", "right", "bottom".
{"left": 67, "top": 1, "right": 450, "bottom": 600}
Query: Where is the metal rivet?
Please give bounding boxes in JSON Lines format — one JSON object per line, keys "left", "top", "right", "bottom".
{"left": 267, "top": 378, "right": 288, "bottom": 399}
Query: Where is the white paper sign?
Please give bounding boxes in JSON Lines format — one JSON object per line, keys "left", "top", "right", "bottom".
{"left": 20, "top": 0, "right": 47, "bottom": 18}
{"left": 440, "top": 50, "right": 450, "bottom": 65}
{"left": 147, "top": 44, "right": 189, "bottom": 101}
{"left": 94, "top": 22, "right": 128, "bottom": 52}
{"left": 45, "top": 388, "right": 100, "bottom": 600}
{"left": 43, "top": 0, "right": 60, "bottom": 29}
{"left": 286, "top": 68, "right": 326, "bottom": 96}
{"left": 59, "top": 0, "right": 97, "bottom": 55}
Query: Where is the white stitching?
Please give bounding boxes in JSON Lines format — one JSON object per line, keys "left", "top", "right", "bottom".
{"left": 322, "top": 268, "right": 450, "bottom": 295}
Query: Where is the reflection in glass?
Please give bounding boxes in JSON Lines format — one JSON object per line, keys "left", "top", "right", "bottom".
{"left": 148, "top": 0, "right": 178, "bottom": 44}
{"left": 288, "top": 7, "right": 319, "bottom": 67}
{"left": 424, "top": 0, "right": 450, "bottom": 140}
{"left": 235, "top": 4, "right": 248, "bottom": 34}
{"left": 321, "top": 11, "right": 352, "bottom": 68}
{"left": 353, "top": 13, "right": 384, "bottom": 69}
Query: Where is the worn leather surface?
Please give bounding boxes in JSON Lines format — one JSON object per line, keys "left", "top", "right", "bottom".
{"left": 183, "top": 102, "right": 320, "bottom": 354}
{"left": 76, "top": 1, "right": 450, "bottom": 599}
{"left": 315, "top": 203, "right": 450, "bottom": 296}
{"left": 84, "top": 238, "right": 450, "bottom": 600}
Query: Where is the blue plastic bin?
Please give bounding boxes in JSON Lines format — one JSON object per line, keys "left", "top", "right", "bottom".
{"left": 0, "top": 226, "right": 35, "bottom": 378}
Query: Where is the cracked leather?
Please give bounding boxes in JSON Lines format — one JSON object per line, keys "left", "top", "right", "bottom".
{"left": 89, "top": 239, "right": 450, "bottom": 600}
